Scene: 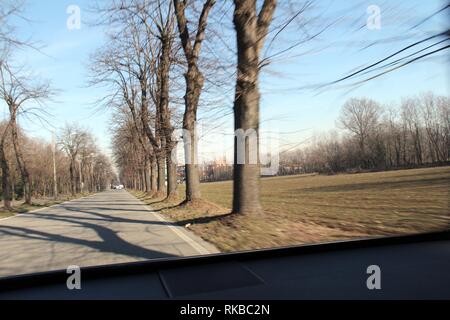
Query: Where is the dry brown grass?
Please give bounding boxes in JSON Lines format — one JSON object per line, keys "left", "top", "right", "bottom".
{"left": 0, "top": 193, "right": 94, "bottom": 219}
{"left": 133, "top": 166, "right": 450, "bottom": 252}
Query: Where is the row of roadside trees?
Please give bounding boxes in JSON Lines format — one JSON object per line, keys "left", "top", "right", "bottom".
{"left": 1, "top": 1, "right": 115, "bottom": 209}
{"left": 106, "top": 0, "right": 448, "bottom": 216}
{"left": 0, "top": 121, "right": 115, "bottom": 209}
{"left": 98, "top": 0, "right": 278, "bottom": 215}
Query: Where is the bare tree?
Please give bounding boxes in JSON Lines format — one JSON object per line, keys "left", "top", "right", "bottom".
{"left": 0, "top": 122, "right": 12, "bottom": 210}
{"left": 422, "top": 93, "right": 449, "bottom": 162}
{"left": 111, "top": 107, "right": 148, "bottom": 190}
{"left": 338, "top": 98, "right": 382, "bottom": 168}
{"left": 438, "top": 96, "right": 450, "bottom": 161}
{"left": 0, "top": 0, "right": 32, "bottom": 207}
{"left": 231, "top": 0, "right": 277, "bottom": 215}
{"left": 0, "top": 61, "right": 53, "bottom": 204}
{"left": 401, "top": 98, "right": 424, "bottom": 165}
{"left": 58, "top": 124, "right": 90, "bottom": 195}
{"left": 152, "top": 1, "right": 179, "bottom": 200}
{"left": 0, "top": 121, "right": 113, "bottom": 207}
{"left": 0, "top": 0, "right": 28, "bottom": 54}
{"left": 92, "top": 0, "right": 181, "bottom": 199}
{"left": 278, "top": 92, "right": 448, "bottom": 176}
{"left": 173, "top": 0, "right": 215, "bottom": 203}
{"left": 89, "top": 34, "right": 158, "bottom": 195}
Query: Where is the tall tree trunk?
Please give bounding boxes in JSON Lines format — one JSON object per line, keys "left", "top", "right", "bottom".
{"left": 166, "top": 156, "right": 178, "bottom": 200}
{"left": 11, "top": 171, "right": 15, "bottom": 201}
{"left": 157, "top": 155, "right": 166, "bottom": 197}
{"left": 69, "top": 161, "right": 76, "bottom": 195}
{"left": 0, "top": 142, "right": 12, "bottom": 210}
{"left": 182, "top": 72, "right": 203, "bottom": 202}
{"left": 159, "top": 32, "right": 178, "bottom": 199}
{"left": 231, "top": 0, "right": 276, "bottom": 215}
{"left": 150, "top": 157, "right": 158, "bottom": 195}
{"left": 184, "top": 162, "right": 201, "bottom": 201}
{"left": 9, "top": 115, "right": 32, "bottom": 204}
{"left": 138, "top": 77, "right": 165, "bottom": 197}
{"left": 174, "top": 0, "right": 215, "bottom": 203}
{"left": 144, "top": 159, "right": 151, "bottom": 194}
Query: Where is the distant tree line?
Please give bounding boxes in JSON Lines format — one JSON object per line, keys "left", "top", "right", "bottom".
{"left": 281, "top": 93, "right": 450, "bottom": 175}
{"left": 0, "top": 122, "right": 115, "bottom": 209}
{"left": 57, "top": 124, "right": 116, "bottom": 196}
{"left": 0, "top": 2, "right": 115, "bottom": 209}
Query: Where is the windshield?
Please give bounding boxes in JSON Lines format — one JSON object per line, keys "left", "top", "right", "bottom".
{"left": 0, "top": 0, "right": 448, "bottom": 280}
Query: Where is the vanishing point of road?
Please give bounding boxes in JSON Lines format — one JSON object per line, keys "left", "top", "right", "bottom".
{"left": 0, "top": 190, "right": 219, "bottom": 278}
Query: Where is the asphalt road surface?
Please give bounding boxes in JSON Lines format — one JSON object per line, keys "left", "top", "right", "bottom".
{"left": 0, "top": 190, "right": 218, "bottom": 278}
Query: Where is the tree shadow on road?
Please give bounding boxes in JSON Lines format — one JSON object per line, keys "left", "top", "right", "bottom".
{"left": 46, "top": 207, "right": 171, "bottom": 226}
{"left": 0, "top": 212, "right": 178, "bottom": 261}
{"left": 0, "top": 193, "right": 216, "bottom": 267}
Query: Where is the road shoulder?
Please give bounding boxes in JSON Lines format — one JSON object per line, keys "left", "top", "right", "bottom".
{"left": 130, "top": 191, "right": 220, "bottom": 255}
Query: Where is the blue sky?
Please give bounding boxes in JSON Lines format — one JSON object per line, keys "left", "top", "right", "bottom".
{"left": 258, "top": 0, "right": 449, "bottom": 135}
{"left": 4, "top": 0, "right": 112, "bottom": 153}
{"left": 2, "top": 0, "right": 449, "bottom": 162}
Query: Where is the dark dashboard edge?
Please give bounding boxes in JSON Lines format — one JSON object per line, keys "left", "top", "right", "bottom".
{"left": 0, "top": 229, "right": 449, "bottom": 293}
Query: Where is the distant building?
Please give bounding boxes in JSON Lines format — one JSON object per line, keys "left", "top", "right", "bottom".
{"left": 200, "top": 156, "right": 232, "bottom": 182}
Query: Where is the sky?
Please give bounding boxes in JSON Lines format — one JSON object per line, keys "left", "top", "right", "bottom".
{"left": 1, "top": 0, "right": 449, "bottom": 165}
{"left": 3, "top": 0, "right": 112, "bottom": 153}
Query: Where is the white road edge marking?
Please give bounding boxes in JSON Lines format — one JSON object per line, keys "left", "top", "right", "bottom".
{"left": 141, "top": 204, "right": 213, "bottom": 255}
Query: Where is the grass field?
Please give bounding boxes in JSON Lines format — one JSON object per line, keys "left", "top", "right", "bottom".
{"left": 136, "top": 166, "right": 450, "bottom": 252}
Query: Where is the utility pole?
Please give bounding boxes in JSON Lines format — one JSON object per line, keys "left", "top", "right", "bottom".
{"left": 52, "top": 131, "right": 58, "bottom": 200}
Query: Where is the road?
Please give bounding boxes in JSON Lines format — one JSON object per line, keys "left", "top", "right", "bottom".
{"left": 0, "top": 190, "right": 218, "bottom": 278}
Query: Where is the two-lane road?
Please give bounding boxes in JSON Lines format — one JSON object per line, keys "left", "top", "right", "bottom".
{"left": 0, "top": 190, "right": 218, "bottom": 278}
